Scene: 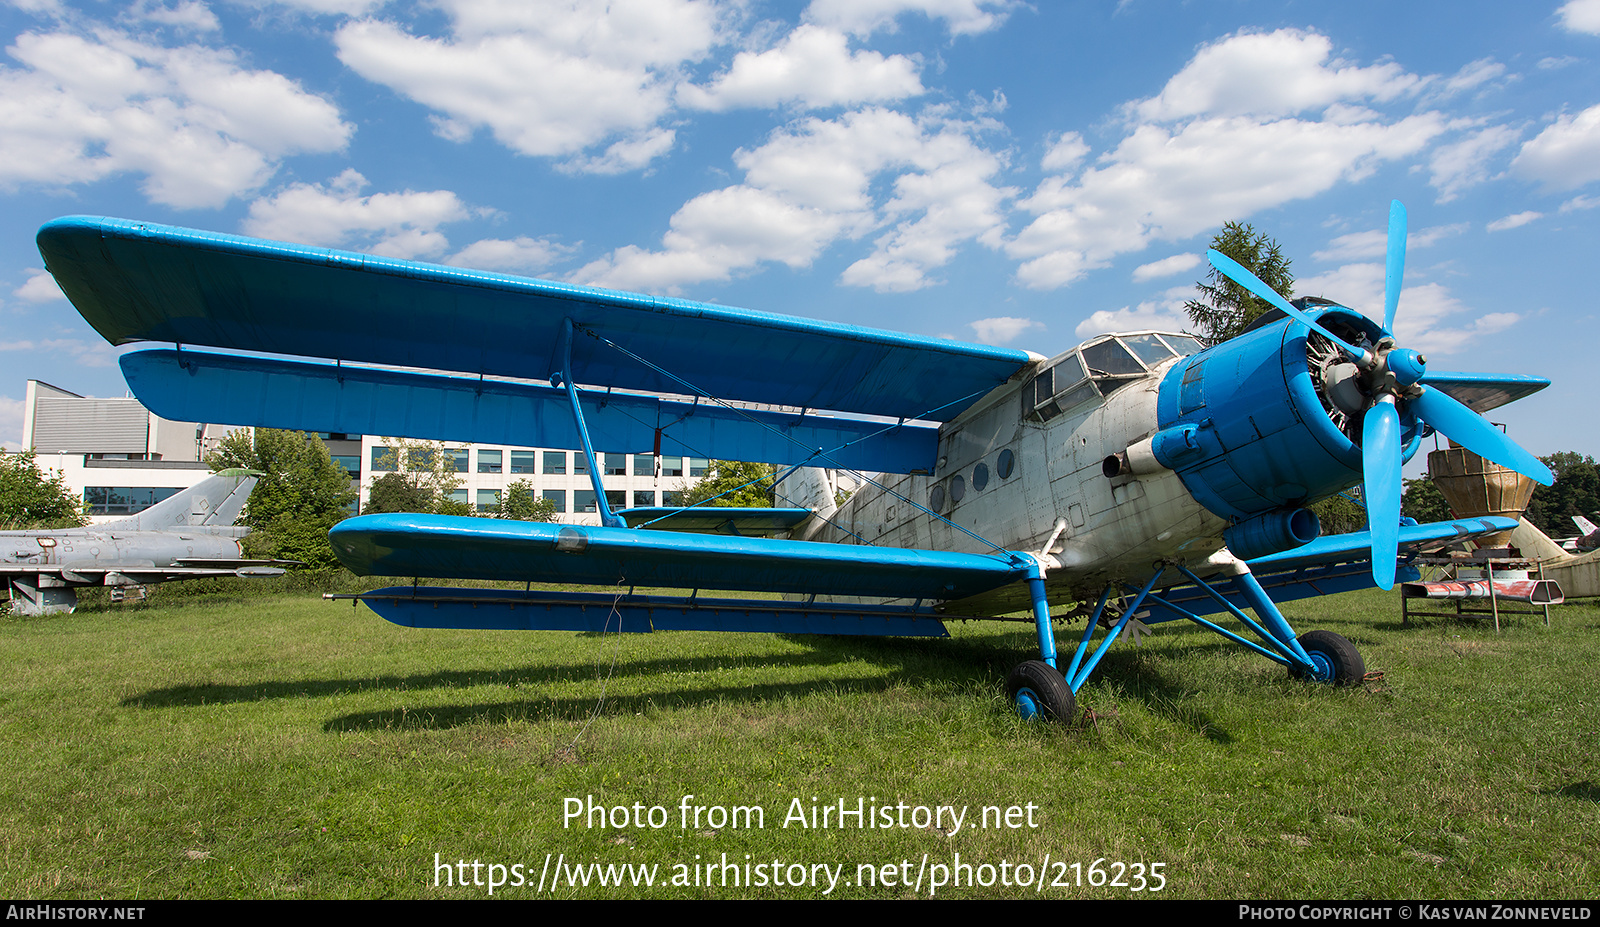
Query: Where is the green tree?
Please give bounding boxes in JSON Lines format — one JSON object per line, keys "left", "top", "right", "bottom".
{"left": 1309, "top": 493, "right": 1367, "bottom": 535}
{"left": 495, "top": 479, "right": 557, "bottom": 521}
{"left": 363, "top": 471, "right": 436, "bottom": 515}
{"left": 0, "top": 450, "right": 86, "bottom": 529}
{"left": 367, "top": 438, "right": 471, "bottom": 516}
{"left": 1526, "top": 452, "right": 1599, "bottom": 537}
{"left": 1401, "top": 477, "right": 1453, "bottom": 524}
{"left": 1184, "top": 221, "right": 1294, "bottom": 345}
{"left": 682, "top": 460, "right": 775, "bottom": 507}
{"left": 208, "top": 429, "right": 358, "bottom": 570}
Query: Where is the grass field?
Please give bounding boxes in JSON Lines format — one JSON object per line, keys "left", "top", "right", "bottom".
{"left": 1, "top": 582, "right": 1596, "bottom": 899}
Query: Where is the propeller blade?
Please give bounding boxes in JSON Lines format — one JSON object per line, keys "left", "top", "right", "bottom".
{"left": 1384, "top": 200, "right": 1406, "bottom": 333}
{"left": 1363, "top": 396, "right": 1402, "bottom": 590}
{"left": 1207, "top": 250, "right": 1372, "bottom": 363}
{"left": 1411, "top": 387, "right": 1555, "bottom": 486}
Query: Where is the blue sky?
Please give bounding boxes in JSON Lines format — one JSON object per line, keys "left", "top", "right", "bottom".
{"left": 2, "top": 0, "right": 1597, "bottom": 471}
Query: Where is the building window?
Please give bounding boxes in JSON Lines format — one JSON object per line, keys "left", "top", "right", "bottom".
{"left": 543, "top": 489, "right": 566, "bottom": 513}
{"left": 542, "top": 451, "right": 566, "bottom": 475}
{"left": 449, "top": 488, "right": 469, "bottom": 507}
{"left": 661, "top": 491, "right": 683, "bottom": 507}
{"left": 633, "top": 453, "right": 655, "bottom": 476}
{"left": 476, "top": 489, "right": 500, "bottom": 512}
{"left": 633, "top": 491, "right": 655, "bottom": 507}
{"left": 478, "top": 449, "right": 502, "bottom": 473}
{"left": 330, "top": 455, "right": 360, "bottom": 480}
{"left": 660, "top": 456, "right": 684, "bottom": 478}
{"left": 605, "top": 490, "right": 625, "bottom": 510}
{"left": 573, "top": 454, "right": 588, "bottom": 476}
{"left": 83, "top": 486, "right": 181, "bottom": 515}
{"left": 689, "top": 457, "right": 710, "bottom": 477}
{"left": 447, "top": 448, "right": 468, "bottom": 473}
{"left": 371, "top": 446, "right": 397, "bottom": 472}
{"left": 407, "top": 447, "right": 435, "bottom": 471}
{"left": 510, "top": 451, "right": 536, "bottom": 474}
{"left": 605, "top": 453, "right": 627, "bottom": 476}
{"left": 575, "top": 490, "right": 597, "bottom": 513}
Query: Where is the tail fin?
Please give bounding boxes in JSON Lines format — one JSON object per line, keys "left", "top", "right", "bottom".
{"left": 100, "top": 469, "right": 261, "bottom": 531}
{"left": 1574, "top": 515, "right": 1597, "bottom": 536}
{"left": 776, "top": 467, "right": 838, "bottom": 541}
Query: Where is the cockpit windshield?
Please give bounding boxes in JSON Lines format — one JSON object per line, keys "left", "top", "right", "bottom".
{"left": 1021, "top": 331, "right": 1201, "bottom": 422}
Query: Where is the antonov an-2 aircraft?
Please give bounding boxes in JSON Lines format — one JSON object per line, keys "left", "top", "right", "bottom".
{"left": 3, "top": 469, "right": 293, "bottom": 615}
{"left": 36, "top": 202, "right": 1551, "bottom": 722}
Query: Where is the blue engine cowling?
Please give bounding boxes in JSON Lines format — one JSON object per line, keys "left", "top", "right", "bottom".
{"left": 1151, "top": 306, "right": 1421, "bottom": 540}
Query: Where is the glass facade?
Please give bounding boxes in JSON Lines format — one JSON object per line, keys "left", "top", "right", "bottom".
{"left": 83, "top": 486, "right": 182, "bottom": 515}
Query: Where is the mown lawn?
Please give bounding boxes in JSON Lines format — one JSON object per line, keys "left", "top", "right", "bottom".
{"left": 2, "top": 585, "right": 1596, "bottom": 899}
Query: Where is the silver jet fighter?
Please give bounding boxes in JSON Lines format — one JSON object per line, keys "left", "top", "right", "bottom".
{"left": 2, "top": 469, "right": 292, "bottom": 616}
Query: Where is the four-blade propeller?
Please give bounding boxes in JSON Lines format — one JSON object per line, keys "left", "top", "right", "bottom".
{"left": 1207, "top": 200, "right": 1553, "bottom": 590}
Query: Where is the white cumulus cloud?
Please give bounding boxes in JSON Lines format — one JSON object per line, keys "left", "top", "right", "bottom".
{"left": 334, "top": 0, "right": 724, "bottom": 173}
{"left": 1558, "top": 0, "right": 1600, "bottom": 34}
{"left": 14, "top": 269, "right": 65, "bottom": 302}
{"left": 1008, "top": 29, "right": 1446, "bottom": 290}
{"left": 575, "top": 106, "right": 1012, "bottom": 295}
{"left": 242, "top": 169, "right": 473, "bottom": 259}
{"left": 0, "top": 28, "right": 350, "bottom": 208}
{"left": 968, "top": 316, "right": 1041, "bottom": 345}
{"left": 1130, "top": 29, "right": 1422, "bottom": 123}
{"left": 1486, "top": 210, "right": 1542, "bottom": 232}
{"left": 679, "top": 25, "right": 923, "bottom": 111}
{"left": 1132, "top": 253, "right": 1200, "bottom": 282}
{"left": 804, "top": 0, "right": 1017, "bottom": 37}
{"left": 1511, "top": 104, "right": 1600, "bottom": 190}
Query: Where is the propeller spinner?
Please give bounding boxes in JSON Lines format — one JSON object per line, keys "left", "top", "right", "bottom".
{"left": 1206, "top": 201, "right": 1553, "bottom": 589}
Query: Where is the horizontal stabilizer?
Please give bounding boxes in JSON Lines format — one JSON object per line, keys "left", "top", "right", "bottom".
{"left": 329, "top": 513, "right": 1029, "bottom": 600}
{"left": 41, "top": 216, "right": 1031, "bottom": 422}
{"left": 1417, "top": 371, "right": 1550, "bottom": 414}
{"left": 120, "top": 350, "right": 938, "bottom": 474}
{"left": 618, "top": 507, "right": 814, "bottom": 535}
{"left": 345, "top": 587, "right": 948, "bottom": 637}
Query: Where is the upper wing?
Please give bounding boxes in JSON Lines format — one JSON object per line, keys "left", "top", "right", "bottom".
{"left": 40, "top": 216, "right": 1033, "bottom": 425}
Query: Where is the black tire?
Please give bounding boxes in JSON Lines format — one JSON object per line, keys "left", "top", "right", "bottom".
{"left": 1006, "top": 660, "right": 1077, "bottom": 722}
{"left": 1290, "top": 630, "right": 1365, "bottom": 686}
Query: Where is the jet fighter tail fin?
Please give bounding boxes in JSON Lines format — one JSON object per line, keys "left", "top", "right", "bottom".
{"left": 99, "top": 470, "right": 262, "bottom": 531}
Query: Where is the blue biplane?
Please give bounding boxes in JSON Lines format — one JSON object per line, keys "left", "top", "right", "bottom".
{"left": 37, "top": 202, "right": 1550, "bottom": 723}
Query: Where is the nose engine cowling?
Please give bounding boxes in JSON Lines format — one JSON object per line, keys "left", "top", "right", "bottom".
{"left": 1147, "top": 306, "right": 1422, "bottom": 556}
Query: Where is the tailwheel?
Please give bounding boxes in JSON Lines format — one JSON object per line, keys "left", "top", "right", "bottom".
{"left": 1290, "top": 630, "right": 1365, "bottom": 686}
{"left": 1006, "top": 660, "right": 1077, "bottom": 722}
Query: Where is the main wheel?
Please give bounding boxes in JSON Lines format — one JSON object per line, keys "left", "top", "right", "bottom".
{"left": 1006, "top": 660, "right": 1077, "bottom": 722}
{"left": 1290, "top": 630, "right": 1365, "bottom": 686}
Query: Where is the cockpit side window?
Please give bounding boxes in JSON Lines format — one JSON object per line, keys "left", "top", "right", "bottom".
{"left": 1121, "top": 334, "right": 1176, "bottom": 366}
{"left": 1023, "top": 354, "right": 1093, "bottom": 422}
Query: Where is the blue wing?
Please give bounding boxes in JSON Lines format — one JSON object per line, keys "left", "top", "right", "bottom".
{"left": 1139, "top": 517, "right": 1520, "bottom": 623}
{"left": 326, "top": 513, "right": 1031, "bottom": 635}
{"left": 40, "top": 216, "right": 1031, "bottom": 429}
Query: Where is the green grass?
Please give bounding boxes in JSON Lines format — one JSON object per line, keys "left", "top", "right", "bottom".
{"left": 1, "top": 584, "right": 1596, "bottom": 899}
